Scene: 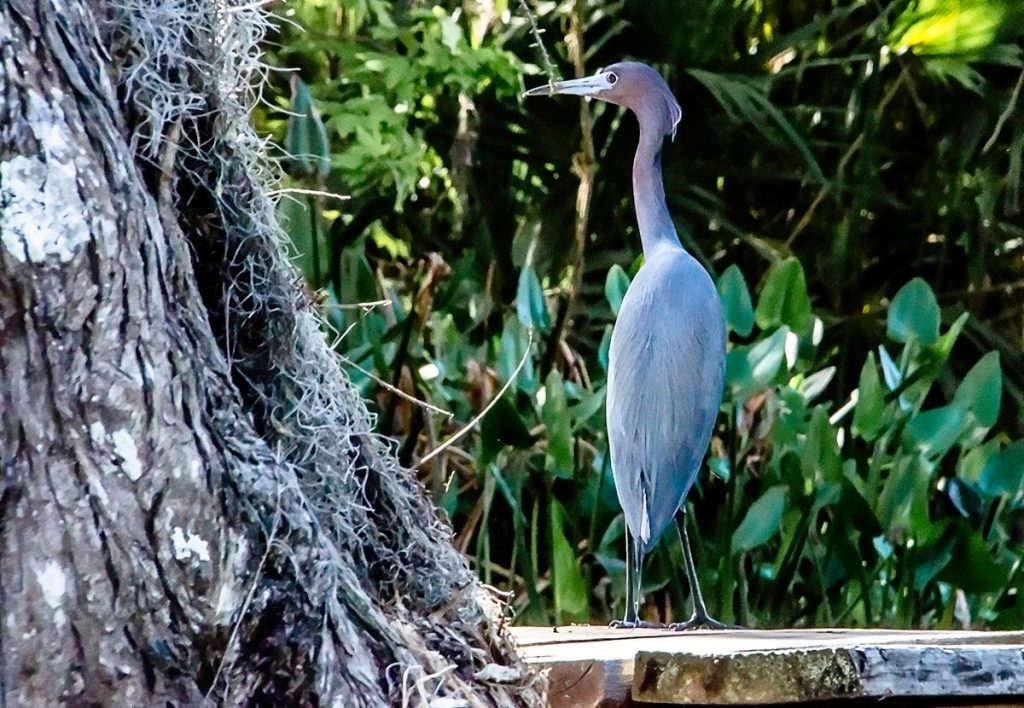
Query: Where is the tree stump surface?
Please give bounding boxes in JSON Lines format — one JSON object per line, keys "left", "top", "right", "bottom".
{"left": 510, "top": 625, "right": 1024, "bottom": 706}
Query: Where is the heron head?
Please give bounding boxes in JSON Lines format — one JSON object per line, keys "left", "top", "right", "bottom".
{"left": 524, "top": 61, "right": 682, "bottom": 139}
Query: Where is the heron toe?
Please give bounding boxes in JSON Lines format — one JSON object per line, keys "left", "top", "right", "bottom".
{"left": 667, "top": 613, "right": 741, "bottom": 631}
{"left": 608, "top": 618, "right": 664, "bottom": 630}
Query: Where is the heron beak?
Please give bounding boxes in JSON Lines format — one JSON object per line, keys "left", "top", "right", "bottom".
{"left": 523, "top": 75, "right": 607, "bottom": 98}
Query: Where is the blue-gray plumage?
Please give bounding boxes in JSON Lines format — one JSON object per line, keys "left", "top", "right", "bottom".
{"left": 526, "top": 62, "right": 729, "bottom": 629}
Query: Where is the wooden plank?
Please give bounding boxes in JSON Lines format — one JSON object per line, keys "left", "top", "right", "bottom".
{"left": 509, "top": 626, "right": 1024, "bottom": 706}
{"left": 633, "top": 644, "right": 1024, "bottom": 704}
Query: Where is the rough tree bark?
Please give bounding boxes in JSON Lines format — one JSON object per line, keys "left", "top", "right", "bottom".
{"left": 0, "top": 1, "right": 540, "bottom": 705}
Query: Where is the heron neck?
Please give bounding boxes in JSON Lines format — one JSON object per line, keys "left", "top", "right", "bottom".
{"left": 632, "top": 117, "right": 681, "bottom": 257}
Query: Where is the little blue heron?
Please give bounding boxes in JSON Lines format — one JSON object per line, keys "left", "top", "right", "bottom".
{"left": 526, "top": 62, "right": 728, "bottom": 630}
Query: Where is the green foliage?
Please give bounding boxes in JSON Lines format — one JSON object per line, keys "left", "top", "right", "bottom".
{"left": 264, "top": 0, "right": 1024, "bottom": 629}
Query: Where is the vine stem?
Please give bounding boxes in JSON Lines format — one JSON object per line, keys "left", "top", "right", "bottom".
{"left": 516, "top": 0, "right": 559, "bottom": 83}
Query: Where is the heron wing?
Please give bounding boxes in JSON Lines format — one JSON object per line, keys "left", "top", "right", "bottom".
{"left": 606, "top": 250, "right": 726, "bottom": 554}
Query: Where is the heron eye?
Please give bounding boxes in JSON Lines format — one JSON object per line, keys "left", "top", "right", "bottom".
{"left": 607, "top": 72, "right": 618, "bottom": 85}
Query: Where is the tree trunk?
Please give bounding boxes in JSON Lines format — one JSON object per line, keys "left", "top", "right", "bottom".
{"left": 0, "top": 1, "right": 539, "bottom": 705}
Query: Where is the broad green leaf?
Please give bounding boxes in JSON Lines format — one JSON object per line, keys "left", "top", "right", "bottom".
{"left": 979, "top": 440, "right": 1024, "bottom": 496}
{"left": 888, "top": 278, "right": 940, "bottom": 345}
{"left": 605, "top": 264, "right": 631, "bottom": 316}
{"left": 516, "top": 265, "right": 551, "bottom": 331}
{"left": 286, "top": 76, "right": 331, "bottom": 180}
{"left": 853, "top": 353, "right": 886, "bottom": 441}
{"left": 598, "top": 515, "right": 626, "bottom": 553}
{"left": 542, "top": 370, "right": 574, "bottom": 479}
{"left": 708, "top": 457, "right": 731, "bottom": 482}
{"left": 717, "top": 264, "right": 754, "bottom": 336}
{"left": 499, "top": 318, "right": 536, "bottom": 393}
{"left": 890, "top": 0, "right": 1008, "bottom": 57}
{"left": 549, "top": 500, "right": 589, "bottom": 620}
{"left": 878, "top": 456, "right": 932, "bottom": 533}
{"left": 733, "top": 485, "right": 788, "bottom": 551}
{"left": 479, "top": 396, "right": 533, "bottom": 464}
{"left": 569, "top": 388, "right": 606, "bottom": 432}
{"left": 803, "top": 406, "right": 842, "bottom": 481}
{"left": 726, "top": 326, "right": 789, "bottom": 394}
{"left": 953, "top": 351, "right": 1002, "bottom": 428}
{"left": 958, "top": 439, "right": 1000, "bottom": 485}
{"left": 933, "top": 312, "right": 971, "bottom": 361}
{"left": 277, "top": 194, "right": 317, "bottom": 281}
{"left": 944, "top": 476, "right": 984, "bottom": 521}
{"left": 943, "top": 526, "right": 1010, "bottom": 594}
{"left": 906, "top": 403, "right": 968, "bottom": 459}
{"left": 489, "top": 464, "right": 527, "bottom": 525}
{"left": 913, "top": 530, "right": 956, "bottom": 590}
{"left": 755, "top": 258, "right": 813, "bottom": 332}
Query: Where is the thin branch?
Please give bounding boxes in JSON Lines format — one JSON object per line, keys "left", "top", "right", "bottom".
{"left": 516, "top": 0, "right": 559, "bottom": 83}
{"left": 341, "top": 356, "right": 453, "bottom": 418}
{"left": 324, "top": 298, "right": 392, "bottom": 310}
{"left": 415, "top": 330, "right": 534, "bottom": 468}
{"left": 983, "top": 67, "right": 1024, "bottom": 154}
{"left": 267, "top": 187, "right": 351, "bottom": 201}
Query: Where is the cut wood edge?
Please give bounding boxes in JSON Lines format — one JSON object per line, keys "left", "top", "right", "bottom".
{"left": 632, "top": 645, "right": 1024, "bottom": 705}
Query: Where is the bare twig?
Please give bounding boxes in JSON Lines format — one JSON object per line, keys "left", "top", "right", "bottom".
{"left": 415, "top": 330, "right": 534, "bottom": 468}
{"left": 324, "top": 298, "right": 392, "bottom": 310}
{"left": 516, "top": 0, "right": 559, "bottom": 83}
{"left": 983, "top": 67, "right": 1024, "bottom": 154}
{"left": 341, "top": 356, "right": 453, "bottom": 418}
{"left": 268, "top": 187, "right": 351, "bottom": 201}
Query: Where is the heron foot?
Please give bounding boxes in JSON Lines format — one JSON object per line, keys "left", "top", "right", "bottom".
{"left": 608, "top": 619, "right": 663, "bottom": 629}
{"left": 668, "top": 613, "right": 741, "bottom": 631}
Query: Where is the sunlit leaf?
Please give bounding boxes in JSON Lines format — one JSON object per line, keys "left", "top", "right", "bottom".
{"left": 798, "top": 366, "right": 836, "bottom": 402}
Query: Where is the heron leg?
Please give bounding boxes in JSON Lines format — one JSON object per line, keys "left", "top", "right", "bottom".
{"left": 609, "top": 528, "right": 661, "bottom": 629}
{"left": 669, "top": 511, "right": 741, "bottom": 631}
{"left": 624, "top": 529, "right": 634, "bottom": 623}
